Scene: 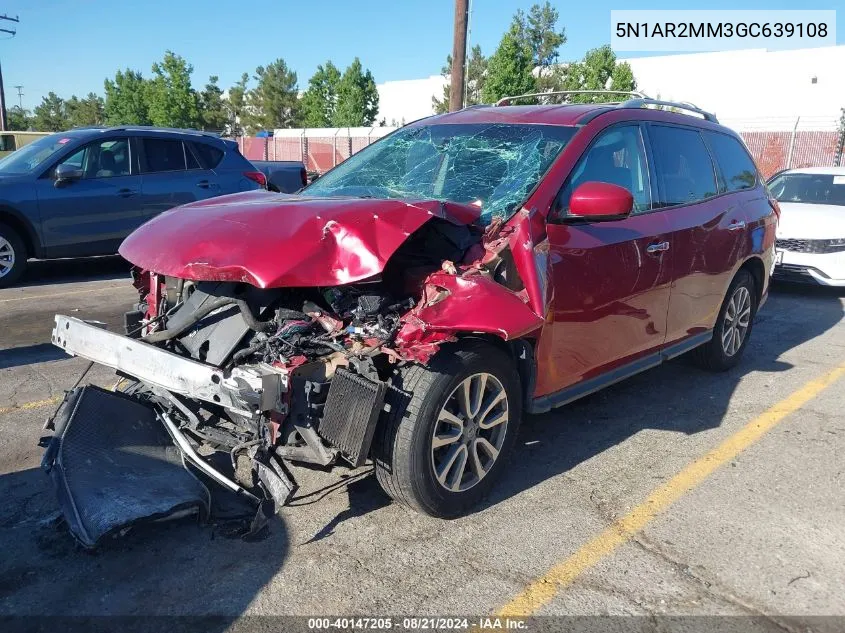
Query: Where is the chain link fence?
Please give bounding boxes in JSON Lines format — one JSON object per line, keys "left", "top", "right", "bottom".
{"left": 236, "top": 116, "right": 845, "bottom": 179}
{"left": 236, "top": 127, "right": 397, "bottom": 173}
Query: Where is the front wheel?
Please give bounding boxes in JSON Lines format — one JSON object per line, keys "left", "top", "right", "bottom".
{"left": 693, "top": 269, "right": 757, "bottom": 371}
{"left": 0, "top": 223, "right": 27, "bottom": 288}
{"left": 373, "top": 342, "right": 522, "bottom": 518}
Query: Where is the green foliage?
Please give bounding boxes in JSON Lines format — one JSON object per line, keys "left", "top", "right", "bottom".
{"left": 147, "top": 51, "right": 200, "bottom": 128}
{"left": 481, "top": 20, "right": 536, "bottom": 104}
{"left": 104, "top": 69, "right": 150, "bottom": 126}
{"left": 433, "top": 45, "right": 488, "bottom": 114}
{"left": 225, "top": 73, "right": 250, "bottom": 136}
{"left": 8, "top": 106, "right": 32, "bottom": 131}
{"left": 244, "top": 59, "right": 300, "bottom": 132}
{"left": 524, "top": 2, "right": 567, "bottom": 92}
{"left": 301, "top": 61, "right": 341, "bottom": 127}
{"left": 333, "top": 58, "right": 379, "bottom": 127}
{"left": 198, "top": 76, "right": 227, "bottom": 132}
{"left": 560, "top": 45, "right": 637, "bottom": 103}
{"left": 33, "top": 92, "right": 68, "bottom": 132}
{"left": 66, "top": 93, "right": 105, "bottom": 127}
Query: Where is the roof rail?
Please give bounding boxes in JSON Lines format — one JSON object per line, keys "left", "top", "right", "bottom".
{"left": 103, "top": 125, "right": 221, "bottom": 137}
{"left": 495, "top": 90, "right": 648, "bottom": 106}
{"left": 619, "top": 98, "right": 718, "bottom": 123}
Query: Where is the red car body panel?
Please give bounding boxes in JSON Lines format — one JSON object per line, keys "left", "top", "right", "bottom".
{"left": 536, "top": 213, "right": 674, "bottom": 397}
{"left": 119, "top": 191, "right": 481, "bottom": 288}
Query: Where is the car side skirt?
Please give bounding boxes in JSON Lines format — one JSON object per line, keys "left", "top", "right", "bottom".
{"left": 528, "top": 330, "right": 713, "bottom": 415}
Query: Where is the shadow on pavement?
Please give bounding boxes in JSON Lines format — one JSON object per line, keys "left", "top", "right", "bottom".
{"left": 17, "top": 256, "right": 130, "bottom": 288}
{"left": 482, "top": 282, "right": 845, "bottom": 512}
{"left": 0, "top": 343, "right": 68, "bottom": 370}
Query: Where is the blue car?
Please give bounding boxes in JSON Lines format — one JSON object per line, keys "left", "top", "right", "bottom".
{"left": 0, "top": 126, "right": 267, "bottom": 286}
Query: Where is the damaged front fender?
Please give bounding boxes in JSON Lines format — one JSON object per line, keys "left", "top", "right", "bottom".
{"left": 394, "top": 271, "right": 544, "bottom": 362}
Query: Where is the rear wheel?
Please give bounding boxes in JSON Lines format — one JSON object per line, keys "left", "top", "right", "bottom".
{"left": 693, "top": 269, "right": 757, "bottom": 371}
{"left": 373, "top": 342, "right": 522, "bottom": 518}
{"left": 0, "top": 223, "right": 27, "bottom": 288}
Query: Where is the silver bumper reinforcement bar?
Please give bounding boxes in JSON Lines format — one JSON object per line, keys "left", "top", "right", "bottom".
{"left": 52, "top": 315, "right": 253, "bottom": 414}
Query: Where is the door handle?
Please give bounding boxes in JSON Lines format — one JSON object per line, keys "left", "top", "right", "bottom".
{"left": 117, "top": 188, "right": 138, "bottom": 197}
{"left": 646, "top": 241, "right": 670, "bottom": 254}
{"left": 197, "top": 180, "right": 212, "bottom": 189}
{"left": 727, "top": 220, "right": 746, "bottom": 231}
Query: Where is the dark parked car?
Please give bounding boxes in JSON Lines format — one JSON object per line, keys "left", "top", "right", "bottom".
{"left": 44, "top": 94, "right": 777, "bottom": 545}
{"left": 250, "top": 160, "right": 308, "bottom": 193}
{"left": 0, "top": 126, "right": 266, "bottom": 286}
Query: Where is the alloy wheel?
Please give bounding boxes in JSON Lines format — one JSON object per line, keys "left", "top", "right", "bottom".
{"left": 431, "top": 372, "right": 509, "bottom": 493}
{"left": 721, "top": 285, "right": 752, "bottom": 357}
{"left": 0, "top": 236, "right": 15, "bottom": 279}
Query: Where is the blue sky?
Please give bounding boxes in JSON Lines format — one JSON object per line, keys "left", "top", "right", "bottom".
{"left": 2, "top": 0, "right": 841, "bottom": 110}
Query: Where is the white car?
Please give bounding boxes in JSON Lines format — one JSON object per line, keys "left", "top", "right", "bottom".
{"left": 768, "top": 166, "right": 845, "bottom": 286}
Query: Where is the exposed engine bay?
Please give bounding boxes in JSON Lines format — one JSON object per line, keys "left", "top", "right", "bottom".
{"left": 40, "top": 209, "right": 542, "bottom": 547}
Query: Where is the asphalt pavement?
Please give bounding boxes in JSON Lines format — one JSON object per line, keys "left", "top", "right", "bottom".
{"left": 0, "top": 257, "right": 843, "bottom": 631}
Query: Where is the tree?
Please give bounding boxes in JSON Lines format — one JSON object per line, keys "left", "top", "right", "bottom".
{"left": 433, "top": 45, "right": 488, "bottom": 114}
{"left": 198, "top": 75, "right": 227, "bottom": 132}
{"left": 104, "top": 69, "right": 150, "bottom": 125}
{"left": 8, "top": 106, "right": 32, "bottom": 131}
{"left": 66, "top": 93, "right": 105, "bottom": 127}
{"left": 147, "top": 51, "right": 199, "bottom": 128}
{"left": 224, "top": 73, "right": 250, "bottom": 136}
{"left": 333, "top": 58, "right": 379, "bottom": 127}
{"left": 524, "top": 2, "right": 566, "bottom": 91}
{"left": 481, "top": 20, "right": 535, "bottom": 104}
{"left": 300, "top": 61, "right": 341, "bottom": 127}
{"left": 244, "top": 59, "right": 299, "bottom": 132}
{"left": 33, "top": 92, "right": 68, "bottom": 132}
{"left": 560, "top": 45, "right": 637, "bottom": 103}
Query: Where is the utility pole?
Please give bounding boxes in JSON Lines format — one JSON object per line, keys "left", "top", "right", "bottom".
{"left": 0, "top": 14, "right": 20, "bottom": 132}
{"left": 448, "top": 0, "right": 469, "bottom": 112}
{"left": 14, "top": 85, "right": 22, "bottom": 110}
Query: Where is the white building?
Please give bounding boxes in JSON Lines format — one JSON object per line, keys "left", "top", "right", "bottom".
{"left": 375, "top": 45, "right": 845, "bottom": 128}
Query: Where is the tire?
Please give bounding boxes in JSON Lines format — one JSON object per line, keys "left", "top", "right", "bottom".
{"left": 0, "top": 222, "right": 27, "bottom": 288}
{"left": 692, "top": 269, "right": 757, "bottom": 371}
{"left": 373, "top": 341, "right": 522, "bottom": 518}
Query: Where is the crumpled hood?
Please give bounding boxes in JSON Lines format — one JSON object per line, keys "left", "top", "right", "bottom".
{"left": 119, "top": 191, "right": 481, "bottom": 288}
{"left": 776, "top": 202, "right": 845, "bottom": 239}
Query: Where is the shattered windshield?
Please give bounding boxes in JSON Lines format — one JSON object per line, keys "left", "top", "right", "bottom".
{"left": 305, "top": 123, "right": 576, "bottom": 224}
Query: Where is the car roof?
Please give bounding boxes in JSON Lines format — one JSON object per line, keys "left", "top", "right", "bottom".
{"left": 416, "top": 101, "right": 724, "bottom": 130}
{"left": 780, "top": 166, "right": 845, "bottom": 176}
{"left": 425, "top": 104, "right": 613, "bottom": 126}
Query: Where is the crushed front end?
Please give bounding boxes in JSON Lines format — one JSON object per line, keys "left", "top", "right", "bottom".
{"left": 39, "top": 202, "right": 542, "bottom": 546}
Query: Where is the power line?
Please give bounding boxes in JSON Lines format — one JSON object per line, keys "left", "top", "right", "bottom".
{"left": 0, "top": 13, "right": 18, "bottom": 37}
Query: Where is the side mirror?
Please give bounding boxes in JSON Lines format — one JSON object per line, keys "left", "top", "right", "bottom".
{"left": 569, "top": 181, "right": 634, "bottom": 221}
{"left": 55, "top": 163, "right": 83, "bottom": 186}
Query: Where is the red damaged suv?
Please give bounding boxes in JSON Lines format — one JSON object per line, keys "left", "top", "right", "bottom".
{"left": 44, "top": 93, "right": 776, "bottom": 541}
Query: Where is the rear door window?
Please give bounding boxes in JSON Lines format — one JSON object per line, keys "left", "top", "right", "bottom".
{"left": 704, "top": 132, "right": 758, "bottom": 192}
{"left": 649, "top": 125, "right": 718, "bottom": 207}
{"left": 142, "top": 138, "right": 187, "bottom": 173}
{"left": 192, "top": 142, "right": 224, "bottom": 169}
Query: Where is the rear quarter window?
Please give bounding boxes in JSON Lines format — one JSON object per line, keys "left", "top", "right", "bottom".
{"left": 649, "top": 125, "right": 718, "bottom": 207}
{"left": 192, "top": 142, "right": 224, "bottom": 169}
{"left": 704, "top": 131, "right": 758, "bottom": 192}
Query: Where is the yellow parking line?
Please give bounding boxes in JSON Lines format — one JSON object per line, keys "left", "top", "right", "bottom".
{"left": 0, "top": 395, "right": 63, "bottom": 417}
{"left": 0, "top": 284, "right": 128, "bottom": 303}
{"left": 497, "top": 362, "right": 845, "bottom": 617}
